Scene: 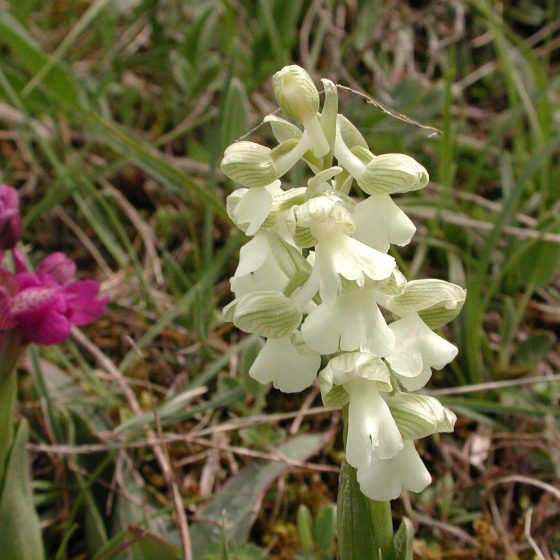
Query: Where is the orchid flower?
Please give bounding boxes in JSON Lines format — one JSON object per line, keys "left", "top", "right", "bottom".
{"left": 249, "top": 333, "right": 321, "bottom": 393}
{"left": 220, "top": 64, "right": 465, "bottom": 502}
{"left": 357, "top": 440, "right": 432, "bottom": 501}
{"left": 0, "top": 252, "right": 108, "bottom": 345}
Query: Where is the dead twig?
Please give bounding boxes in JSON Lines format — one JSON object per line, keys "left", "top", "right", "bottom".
{"left": 405, "top": 205, "right": 560, "bottom": 245}
{"left": 525, "top": 508, "right": 546, "bottom": 560}
{"left": 189, "top": 437, "right": 339, "bottom": 474}
{"left": 488, "top": 475, "right": 560, "bottom": 502}
{"left": 412, "top": 513, "right": 481, "bottom": 548}
{"left": 427, "top": 373, "right": 560, "bottom": 396}
{"left": 336, "top": 84, "right": 442, "bottom": 136}
{"left": 28, "top": 407, "right": 336, "bottom": 455}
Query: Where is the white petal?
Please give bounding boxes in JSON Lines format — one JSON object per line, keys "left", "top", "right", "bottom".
{"left": 345, "top": 378, "right": 403, "bottom": 469}
{"left": 233, "top": 186, "right": 273, "bottom": 236}
{"left": 353, "top": 194, "right": 416, "bottom": 252}
{"left": 230, "top": 235, "right": 288, "bottom": 297}
{"left": 301, "top": 288, "right": 394, "bottom": 356}
{"left": 394, "top": 313, "right": 458, "bottom": 391}
{"left": 301, "top": 298, "right": 346, "bottom": 355}
{"left": 249, "top": 336, "right": 320, "bottom": 393}
{"left": 336, "top": 237, "right": 396, "bottom": 282}
{"left": 375, "top": 407, "right": 405, "bottom": 460}
{"left": 265, "top": 180, "right": 284, "bottom": 197}
{"left": 399, "top": 365, "right": 433, "bottom": 392}
{"left": 385, "top": 313, "right": 458, "bottom": 390}
{"left": 357, "top": 440, "right": 431, "bottom": 501}
{"left": 315, "top": 244, "right": 341, "bottom": 303}
{"left": 358, "top": 294, "right": 395, "bottom": 356}
{"left": 386, "top": 313, "right": 457, "bottom": 391}
{"left": 421, "top": 324, "right": 459, "bottom": 370}
{"left": 316, "top": 232, "right": 395, "bottom": 302}
{"left": 234, "top": 235, "right": 269, "bottom": 277}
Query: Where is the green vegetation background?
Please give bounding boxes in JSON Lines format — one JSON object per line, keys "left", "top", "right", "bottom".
{"left": 0, "top": 0, "right": 559, "bottom": 558}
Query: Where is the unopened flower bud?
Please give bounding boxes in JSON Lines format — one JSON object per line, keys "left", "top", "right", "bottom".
{"left": 221, "top": 142, "right": 278, "bottom": 188}
{"left": 387, "top": 392, "right": 456, "bottom": 440}
{"left": 224, "top": 290, "right": 303, "bottom": 338}
{"left": 334, "top": 118, "right": 429, "bottom": 195}
{"left": 273, "top": 65, "right": 330, "bottom": 158}
{"left": 0, "top": 184, "right": 22, "bottom": 250}
{"left": 221, "top": 136, "right": 312, "bottom": 188}
{"left": 386, "top": 279, "right": 466, "bottom": 328}
{"left": 36, "top": 252, "right": 77, "bottom": 284}
{"left": 358, "top": 153, "right": 429, "bottom": 195}
{"left": 273, "top": 65, "right": 320, "bottom": 124}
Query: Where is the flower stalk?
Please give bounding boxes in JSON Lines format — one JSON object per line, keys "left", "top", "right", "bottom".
{"left": 0, "top": 366, "right": 17, "bottom": 488}
{"left": 368, "top": 500, "right": 395, "bottom": 560}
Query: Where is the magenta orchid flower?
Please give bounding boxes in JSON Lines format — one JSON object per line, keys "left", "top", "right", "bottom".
{"left": 0, "top": 252, "right": 108, "bottom": 345}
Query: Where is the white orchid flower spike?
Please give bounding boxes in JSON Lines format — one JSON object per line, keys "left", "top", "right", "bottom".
{"left": 221, "top": 64, "right": 464, "bottom": 502}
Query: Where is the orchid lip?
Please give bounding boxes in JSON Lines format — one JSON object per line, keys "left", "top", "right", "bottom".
{"left": 11, "top": 287, "right": 60, "bottom": 314}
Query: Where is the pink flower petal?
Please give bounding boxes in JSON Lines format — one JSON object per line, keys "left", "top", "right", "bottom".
{"left": 15, "top": 294, "right": 71, "bottom": 344}
{"left": 11, "top": 286, "right": 60, "bottom": 314}
{"left": 0, "top": 251, "right": 109, "bottom": 345}
{"left": 16, "top": 272, "right": 43, "bottom": 290}
{"left": 65, "top": 280, "right": 108, "bottom": 326}
{"left": 37, "top": 253, "right": 76, "bottom": 284}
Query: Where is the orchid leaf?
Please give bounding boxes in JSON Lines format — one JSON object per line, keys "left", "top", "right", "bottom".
{"left": 0, "top": 420, "right": 45, "bottom": 560}
{"left": 337, "top": 460, "right": 376, "bottom": 560}
{"left": 393, "top": 517, "right": 414, "bottom": 560}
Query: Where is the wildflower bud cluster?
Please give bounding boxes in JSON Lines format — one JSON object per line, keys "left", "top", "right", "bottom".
{"left": 221, "top": 66, "right": 465, "bottom": 500}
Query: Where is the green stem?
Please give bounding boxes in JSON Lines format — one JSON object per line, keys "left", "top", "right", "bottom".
{"left": 0, "top": 371, "right": 16, "bottom": 490}
{"left": 0, "top": 331, "right": 24, "bottom": 491}
{"left": 368, "top": 500, "right": 395, "bottom": 560}
{"left": 0, "top": 335, "right": 45, "bottom": 560}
